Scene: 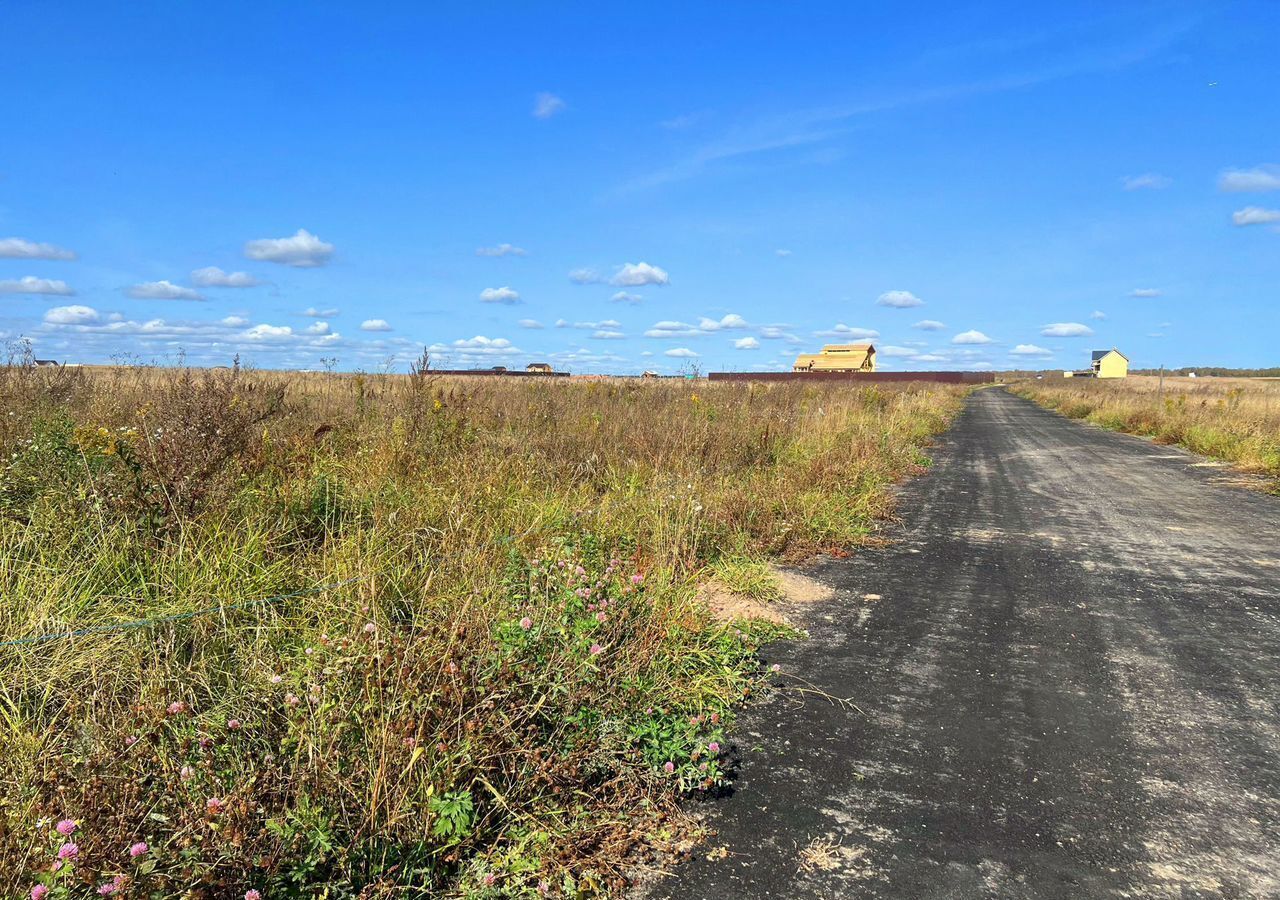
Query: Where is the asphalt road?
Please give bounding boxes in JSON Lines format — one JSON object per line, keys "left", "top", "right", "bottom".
{"left": 645, "top": 388, "right": 1280, "bottom": 899}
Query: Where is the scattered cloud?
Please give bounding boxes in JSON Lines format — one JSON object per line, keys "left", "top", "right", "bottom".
{"left": 591, "top": 330, "right": 626, "bottom": 340}
{"left": 221, "top": 315, "right": 249, "bottom": 327}
{"left": 244, "top": 323, "right": 293, "bottom": 340}
{"left": 44, "top": 305, "right": 99, "bottom": 325}
{"left": 611, "top": 291, "right": 642, "bottom": 304}
{"left": 644, "top": 314, "right": 746, "bottom": 338}
{"left": 611, "top": 262, "right": 670, "bottom": 287}
{"left": 0, "top": 276, "right": 75, "bottom": 296}
{"left": 302, "top": 307, "right": 340, "bottom": 318}
{"left": 449, "top": 336, "right": 517, "bottom": 351}
{"left": 1232, "top": 206, "right": 1280, "bottom": 226}
{"left": 664, "top": 348, "right": 698, "bottom": 358}
{"left": 191, "top": 266, "right": 260, "bottom": 287}
{"left": 815, "top": 324, "right": 879, "bottom": 339}
{"left": 305, "top": 321, "right": 331, "bottom": 335}
{"left": 1219, "top": 165, "right": 1280, "bottom": 193}
{"left": 360, "top": 319, "right": 392, "bottom": 332}
{"left": 0, "top": 237, "right": 77, "bottom": 260}
{"left": 533, "top": 92, "right": 566, "bottom": 119}
{"left": 1010, "top": 343, "right": 1053, "bottom": 356}
{"left": 775, "top": 249, "right": 792, "bottom": 257}
{"left": 518, "top": 318, "right": 544, "bottom": 329}
{"left": 913, "top": 354, "right": 948, "bottom": 362}
{"left": 952, "top": 330, "right": 993, "bottom": 345}
{"left": 1090, "top": 310, "right": 1107, "bottom": 320}
{"left": 733, "top": 336, "right": 760, "bottom": 349}
{"left": 876, "top": 290, "right": 924, "bottom": 308}
{"left": 879, "top": 345, "right": 919, "bottom": 357}
{"left": 476, "top": 243, "right": 527, "bottom": 257}
{"left": 127, "top": 280, "right": 203, "bottom": 301}
{"left": 1040, "top": 322, "right": 1094, "bottom": 337}
{"left": 758, "top": 324, "right": 801, "bottom": 343}
{"left": 1121, "top": 173, "right": 1171, "bottom": 191}
{"left": 1130, "top": 288, "right": 1162, "bottom": 298}
{"left": 244, "top": 228, "right": 334, "bottom": 267}
{"left": 568, "top": 268, "right": 603, "bottom": 285}
{"left": 479, "top": 286, "right": 521, "bottom": 304}
{"left": 912, "top": 319, "right": 946, "bottom": 331}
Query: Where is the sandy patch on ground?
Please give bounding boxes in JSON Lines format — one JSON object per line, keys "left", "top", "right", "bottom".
{"left": 701, "top": 566, "right": 835, "bottom": 624}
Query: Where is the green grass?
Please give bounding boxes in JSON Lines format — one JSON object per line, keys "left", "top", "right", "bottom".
{"left": 0, "top": 363, "right": 964, "bottom": 897}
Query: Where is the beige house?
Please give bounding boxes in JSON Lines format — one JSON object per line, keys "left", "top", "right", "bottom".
{"left": 793, "top": 343, "right": 876, "bottom": 373}
{"left": 1091, "top": 349, "right": 1128, "bottom": 378}
{"left": 525, "top": 362, "right": 554, "bottom": 374}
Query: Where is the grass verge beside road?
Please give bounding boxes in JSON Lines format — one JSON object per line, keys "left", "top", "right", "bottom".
{"left": 0, "top": 362, "right": 963, "bottom": 897}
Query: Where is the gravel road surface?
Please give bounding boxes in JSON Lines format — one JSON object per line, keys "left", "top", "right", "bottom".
{"left": 645, "top": 387, "right": 1280, "bottom": 899}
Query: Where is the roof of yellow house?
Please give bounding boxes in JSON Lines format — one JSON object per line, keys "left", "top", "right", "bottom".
{"left": 821, "top": 343, "right": 874, "bottom": 353}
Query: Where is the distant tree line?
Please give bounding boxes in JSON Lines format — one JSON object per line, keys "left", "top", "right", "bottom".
{"left": 1131, "top": 366, "right": 1280, "bottom": 377}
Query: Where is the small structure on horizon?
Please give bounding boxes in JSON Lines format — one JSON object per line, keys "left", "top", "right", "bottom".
{"left": 1064, "top": 348, "right": 1128, "bottom": 379}
{"left": 525, "top": 362, "right": 554, "bottom": 374}
{"left": 793, "top": 343, "right": 876, "bottom": 373}
{"left": 33, "top": 359, "right": 61, "bottom": 368}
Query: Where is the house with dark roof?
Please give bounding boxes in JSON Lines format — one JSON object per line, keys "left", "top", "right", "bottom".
{"left": 1090, "top": 348, "right": 1128, "bottom": 379}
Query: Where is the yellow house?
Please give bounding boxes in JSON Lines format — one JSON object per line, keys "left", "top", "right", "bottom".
{"left": 793, "top": 343, "right": 876, "bottom": 373}
{"left": 1091, "top": 349, "right": 1128, "bottom": 379}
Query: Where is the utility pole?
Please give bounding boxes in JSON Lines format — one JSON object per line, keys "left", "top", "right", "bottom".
{"left": 1158, "top": 364, "right": 1164, "bottom": 402}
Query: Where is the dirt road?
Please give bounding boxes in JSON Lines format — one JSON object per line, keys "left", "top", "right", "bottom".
{"left": 647, "top": 388, "right": 1280, "bottom": 898}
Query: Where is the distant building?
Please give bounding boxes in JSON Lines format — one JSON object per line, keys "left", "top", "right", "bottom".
{"left": 525, "top": 362, "right": 554, "bottom": 374}
{"left": 1091, "top": 349, "right": 1128, "bottom": 379}
{"left": 793, "top": 343, "right": 876, "bottom": 373}
{"left": 641, "top": 370, "right": 659, "bottom": 379}
{"left": 490, "top": 365, "right": 508, "bottom": 373}
{"left": 33, "top": 359, "right": 61, "bottom": 368}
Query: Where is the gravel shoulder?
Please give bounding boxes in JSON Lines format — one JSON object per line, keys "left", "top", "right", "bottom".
{"left": 642, "top": 387, "right": 1280, "bottom": 899}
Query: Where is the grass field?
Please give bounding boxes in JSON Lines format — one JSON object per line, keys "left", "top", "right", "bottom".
{"left": 1013, "top": 376, "right": 1280, "bottom": 491}
{"left": 0, "top": 361, "right": 964, "bottom": 898}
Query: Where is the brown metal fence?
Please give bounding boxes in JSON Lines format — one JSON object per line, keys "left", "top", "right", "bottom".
{"left": 707, "top": 371, "right": 997, "bottom": 384}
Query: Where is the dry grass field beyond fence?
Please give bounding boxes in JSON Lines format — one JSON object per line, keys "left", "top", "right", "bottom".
{"left": 1014, "top": 376, "right": 1280, "bottom": 492}
{"left": 0, "top": 362, "right": 964, "bottom": 898}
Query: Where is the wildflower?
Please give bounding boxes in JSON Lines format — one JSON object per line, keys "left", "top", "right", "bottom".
{"left": 227, "top": 718, "right": 243, "bottom": 730}
{"left": 31, "top": 886, "right": 49, "bottom": 900}
{"left": 129, "top": 841, "right": 148, "bottom": 858}
{"left": 198, "top": 737, "right": 213, "bottom": 750}
{"left": 97, "top": 880, "right": 119, "bottom": 896}
{"left": 270, "top": 674, "right": 283, "bottom": 684}
{"left": 304, "top": 647, "right": 315, "bottom": 656}
{"left": 284, "top": 693, "right": 301, "bottom": 708}
{"left": 245, "top": 891, "right": 262, "bottom": 900}
{"left": 180, "top": 766, "right": 195, "bottom": 781}
{"left": 708, "top": 742, "right": 720, "bottom": 753}
{"left": 56, "top": 818, "right": 77, "bottom": 836}
{"left": 125, "top": 735, "right": 138, "bottom": 747}
{"left": 770, "top": 663, "right": 781, "bottom": 673}
{"left": 710, "top": 712, "right": 720, "bottom": 724}
{"left": 595, "top": 611, "right": 607, "bottom": 623}
{"left": 404, "top": 737, "right": 416, "bottom": 748}
{"left": 483, "top": 874, "right": 496, "bottom": 887}
{"left": 699, "top": 762, "right": 708, "bottom": 772}
{"left": 631, "top": 574, "right": 644, "bottom": 585}
{"left": 519, "top": 617, "right": 533, "bottom": 630}
{"left": 589, "top": 643, "right": 604, "bottom": 656}
{"left": 363, "top": 622, "right": 377, "bottom": 634}
{"left": 166, "top": 701, "right": 187, "bottom": 715}
{"left": 57, "top": 842, "right": 79, "bottom": 860}
{"left": 206, "top": 797, "right": 224, "bottom": 815}
{"left": 663, "top": 761, "right": 675, "bottom": 774}
{"left": 538, "top": 880, "right": 550, "bottom": 895}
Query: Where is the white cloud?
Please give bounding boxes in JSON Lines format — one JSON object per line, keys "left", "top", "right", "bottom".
{"left": 1122, "top": 173, "right": 1171, "bottom": 191}
{"left": 302, "top": 307, "right": 340, "bottom": 318}
{"left": 664, "top": 348, "right": 698, "bottom": 358}
{"left": 1090, "top": 310, "right": 1107, "bottom": 320}
{"left": 913, "top": 354, "right": 948, "bottom": 362}
{"left": 591, "top": 330, "right": 626, "bottom": 340}
{"left": 568, "top": 268, "right": 604, "bottom": 285}
{"left": 701, "top": 314, "right": 748, "bottom": 330}
{"left": 127, "top": 280, "right": 203, "bottom": 301}
{"left": 1219, "top": 165, "right": 1280, "bottom": 193}
{"left": 775, "top": 249, "right": 792, "bottom": 257}
{"left": 912, "top": 319, "right": 946, "bottom": 331}
{"left": 518, "top": 318, "right": 544, "bottom": 329}
{"left": 644, "top": 314, "right": 744, "bottom": 338}
{"left": 0, "top": 276, "right": 74, "bottom": 295}
{"left": 244, "top": 323, "right": 293, "bottom": 340}
{"left": 952, "top": 330, "right": 993, "bottom": 345}
{"left": 879, "top": 345, "right": 919, "bottom": 357}
{"left": 1040, "top": 322, "right": 1093, "bottom": 337}
{"left": 221, "top": 315, "right": 249, "bottom": 327}
{"left": 1232, "top": 206, "right": 1280, "bottom": 226}
{"left": 479, "top": 286, "right": 521, "bottom": 304}
{"left": 0, "top": 237, "right": 76, "bottom": 260}
{"left": 305, "top": 321, "right": 331, "bottom": 335}
{"left": 533, "top": 92, "right": 566, "bottom": 119}
{"left": 453, "top": 336, "right": 514, "bottom": 350}
{"left": 733, "top": 336, "right": 760, "bottom": 349}
{"left": 360, "top": 319, "right": 392, "bottom": 332}
{"left": 611, "top": 291, "right": 642, "bottom": 304}
{"left": 191, "top": 266, "right": 260, "bottom": 287}
{"left": 758, "top": 324, "right": 801, "bottom": 343}
{"left": 611, "top": 262, "right": 670, "bottom": 287}
{"left": 1130, "top": 288, "right": 1162, "bottom": 298}
{"left": 476, "top": 243, "right": 527, "bottom": 257}
{"left": 1011, "top": 343, "right": 1053, "bottom": 356}
{"left": 44, "top": 305, "right": 99, "bottom": 325}
{"left": 877, "top": 290, "right": 924, "bottom": 308}
{"left": 815, "top": 324, "right": 879, "bottom": 339}
{"left": 244, "top": 229, "right": 334, "bottom": 267}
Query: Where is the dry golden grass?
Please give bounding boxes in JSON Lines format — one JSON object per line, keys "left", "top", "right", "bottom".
{"left": 0, "top": 362, "right": 964, "bottom": 897}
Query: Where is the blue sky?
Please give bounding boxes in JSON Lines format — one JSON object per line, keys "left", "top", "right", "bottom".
{"left": 2, "top": 1, "right": 1277, "bottom": 373}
